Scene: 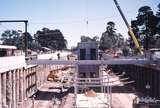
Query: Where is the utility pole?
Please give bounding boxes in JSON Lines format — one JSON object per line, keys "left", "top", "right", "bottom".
{"left": 113, "top": 0, "right": 144, "bottom": 55}
{"left": 0, "top": 20, "right": 28, "bottom": 57}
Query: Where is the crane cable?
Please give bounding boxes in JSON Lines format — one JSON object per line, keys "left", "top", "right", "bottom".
{"left": 86, "top": 0, "right": 89, "bottom": 36}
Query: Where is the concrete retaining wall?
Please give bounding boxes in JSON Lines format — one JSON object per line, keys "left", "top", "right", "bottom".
{"left": 0, "top": 65, "right": 50, "bottom": 108}
{"left": 110, "top": 64, "right": 160, "bottom": 99}
{"left": 0, "top": 56, "right": 26, "bottom": 73}
{"left": 133, "top": 103, "right": 160, "bottom": 108}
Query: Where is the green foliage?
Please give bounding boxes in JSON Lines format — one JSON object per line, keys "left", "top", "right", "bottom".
{"left": 34, "top": 28, "right": 67, "bottom": 50}
{"left": 130, "top": 5, "right": 160, "bottom": 50}
{"left": 80, "top": 35, "right": 99, "bottom": 43}
{"left": 17, "top": 32, "right": 34, "bottom": 50}
{"left": 156, "top": 3, "right": 160, "bottom": 17}
{"left": 156, "top": 37, "right": 160, "bottom": 48}
{"left": 0, "top": 30, "right": 41, "bottom": 51}
{"left": 0, "top": 28, "right": 67, "bottom": 51}
{"left": 99, "top": 21, "right": 124, "bottom": 51}
{"left": 1, "top": 30, "right": 20, "bottom": 45}
{"left": 80, "top": 36, "right": 92, "bottom": 42}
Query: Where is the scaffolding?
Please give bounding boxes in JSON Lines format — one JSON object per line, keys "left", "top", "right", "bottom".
{"left": 73, "top": 63, "right": 112, "bottom": 108}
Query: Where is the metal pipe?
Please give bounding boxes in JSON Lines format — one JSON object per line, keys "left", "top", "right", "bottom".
{"left": 0, "top": 20, "right": 28, "bottom": 23}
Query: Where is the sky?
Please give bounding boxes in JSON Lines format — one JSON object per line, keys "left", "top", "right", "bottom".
{"left": 0, "top": 0, "right": 159, "bottom": 48}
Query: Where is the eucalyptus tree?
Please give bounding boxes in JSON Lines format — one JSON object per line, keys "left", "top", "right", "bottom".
{"left": 34, "top": 28, "right": 67, "bottom": 50}
{"left": 130, "top": 6, "right": 159, "bottom": 50}
{"left": 99, "top": 21, "right": 124, "bottom": 51}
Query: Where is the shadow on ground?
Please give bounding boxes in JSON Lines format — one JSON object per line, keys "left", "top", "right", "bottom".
{"left": 31, "top": 88, "right": 72, "bottom": 100}
{"left": 30, "top": 84, "right": 135, "bottom": 101}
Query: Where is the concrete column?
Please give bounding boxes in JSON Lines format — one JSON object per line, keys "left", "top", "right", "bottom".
{"left": 42, "top": 66, "right": 44, "bottom": 83}
{"left": 41, "top": 66, "right": 43, "bottom": 84}
{"left": 36, "top": 66, "right": 40, "bottom": 88}
{"left": 27, "top": 68, "right": 30, "bottom": 96}
{"left": 30, "top": 68, "right": 32, "bottom": 95}
{"left": 31, "top": 68, "right": 33, "bottom": 94}
{"left": 1, "top": 72, "right": 7, "bottom": 108}
{"left": 40, "top": 66, "right": 42, "bottom": 86}
{"left": 41, "top": 66, "right": 43, "bottom": 85}
{"left": 36, "top": 66, "right": 39, "bottom": 88}
{"left": 34, "top": 67, "right": 37, "bottom": 92}
{"left": 16, "top": 69, "right": 20, "bottom": 107}
{"left": 43, "top": 66, "right": 45, "bottom": 83}
{"left": 26, "top": 69, "right": 28, "bottom": 96}
{"left": 32, "top": 68, "right": 34, "bottom": 94}
{"left": 12, "top": 70, "right": 16, "bottom": 108}
{"left": 19, "top": 69, "right": 23, "bottom": 103}
{"left": 47, "top": 65, "right": 50, "bottom": 81}
{"left": 0, "top": 73, "right": 2, "bottom": 108}
{"left": 27, "top": 68, "right": 30, "bottom": 97}
{"left": 6, "top": 71, "right": 13, "bottom": 108}
{"left": 23, "top": 68, "right": 26, "bottom": 100}
{"left": 25, "top": 69, "right": 27, "bottom": 97}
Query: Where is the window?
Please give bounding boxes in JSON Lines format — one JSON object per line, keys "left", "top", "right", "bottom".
{"left": 80, "top": 49, "right": 86, "bottom": 60}
{"left": 90, "top": 48, "right": 96, "bottom": 60}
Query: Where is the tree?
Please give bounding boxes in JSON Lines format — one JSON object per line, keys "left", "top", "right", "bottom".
{"left": 156, "top": 37, "right": 160, "bottom": 48}
{"left": 80, "top": 36, "right": 92, "bottom": 42}
{"left": 80, "top": 35, "right": 99, "bottom": 43}
{"left": 0, "top": 29, "right": 40, "bottom": 51}
{"left": 99, "top": 21, "right": 124, "bottom": 51}
{"left": 92, "top": 36, "right": 99, "bottom": 42}
{"left": 156, "top": 3, "right": 160, "bottom": 35}
{"left": 16, "top": 32, "right": 33, "bottom": 50}
{"left": 1, "top": 30, "right": 20, "bottom": 45}
{"left": 34, "top": 28, "right": 67, "bottom": 50}
{"left": 156, "top": 3, "right": 160, "bottom": 17}
{"left": 130, "top": 6, "right": 160, "bottom": 50}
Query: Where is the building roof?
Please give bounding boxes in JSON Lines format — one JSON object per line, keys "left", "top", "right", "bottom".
{"left": 42, "top": 47, "right": 51, "bottom": 51}
{"left": 0, "top": 45, "right": 17, "bottom": 49}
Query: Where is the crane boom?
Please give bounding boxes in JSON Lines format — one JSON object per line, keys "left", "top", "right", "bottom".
{"left": 113, "top": 0, "right": 144, "bottom": 55}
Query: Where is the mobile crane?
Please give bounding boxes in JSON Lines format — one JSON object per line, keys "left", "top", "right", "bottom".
{"left": 113, "top": 0, "right": 144, "bottom": 55}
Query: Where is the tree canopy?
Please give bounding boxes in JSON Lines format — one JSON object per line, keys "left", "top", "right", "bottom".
{"left": 156, "top": 3, "right": 160, "bottom": 17}
{"left": 1, "top": 30, "right": 20, "bottom": 46}
{"left": 80, "top": 35, "right": 99, "bottom": 43}
{"left": 0, "top": 28, "right": 68, "bottom": 51}
{"left": 34, "top": 28, "right": 67, "bottom": 50}
{"left": 130, "top": 5, "right": 160, "bottom": 50}
{"left": 99, "top": 21, "right": 124, "bottom": 51}
{"left": 0, "top": 30, "right": 41, "bottom": 51}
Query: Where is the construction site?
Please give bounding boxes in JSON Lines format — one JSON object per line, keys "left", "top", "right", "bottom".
{"left": 0, "top": 0, "right": 160, "bottom": 108}
{"left": 1, "top": 40, "right": 160, "bottom": 108}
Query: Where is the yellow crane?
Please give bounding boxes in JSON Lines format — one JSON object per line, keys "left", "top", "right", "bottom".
{"left": 113, "top": 0, "right": 144, "bottom": 55}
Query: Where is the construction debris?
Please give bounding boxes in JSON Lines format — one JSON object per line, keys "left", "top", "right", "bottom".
{"left": 85, "top": 89, "right": 97, "bottom": 97}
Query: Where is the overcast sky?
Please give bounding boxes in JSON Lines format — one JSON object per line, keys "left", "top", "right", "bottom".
{"left": 0, "top": 0, "right": 159, "bottom": 48}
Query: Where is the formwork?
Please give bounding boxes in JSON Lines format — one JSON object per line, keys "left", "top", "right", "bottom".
{"left": 133, "top": 103, "right": 160, "bottom": 108}
{"left": 77, "top": 42, "right": 100, "bottom": 78}
{"left": 110, "top": 64, "right": 160, "bottom": 107}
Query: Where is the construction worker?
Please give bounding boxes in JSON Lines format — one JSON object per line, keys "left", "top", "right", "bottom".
{"left": 57, "top": 53, "right": 60, "bottom": 60}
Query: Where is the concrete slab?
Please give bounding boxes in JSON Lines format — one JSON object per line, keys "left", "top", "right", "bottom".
{"left": 76, "top": 93, "right": 109, "bottom": 108}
